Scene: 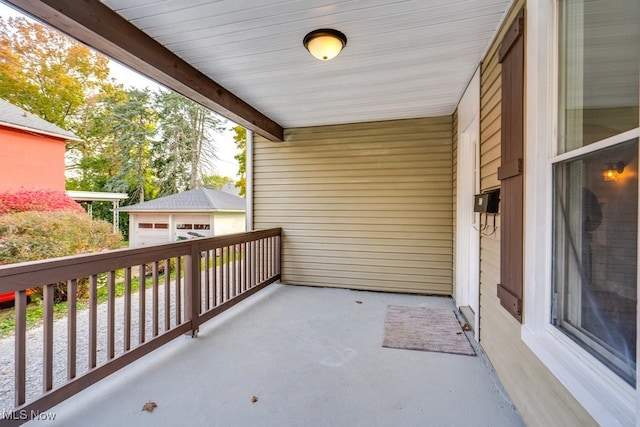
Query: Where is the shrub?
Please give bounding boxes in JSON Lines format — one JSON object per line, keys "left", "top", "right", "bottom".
{"left": 0, "top": 189, "right": 84, "bottom": 215}
{"left": 0, "top": 211, "right": 122, "bottom": 302}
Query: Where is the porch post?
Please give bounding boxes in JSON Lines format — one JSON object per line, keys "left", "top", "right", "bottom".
{"left": 183, "top": 241, "right": 201, "bottom": 337}
{"left": 246, "top": 129, "right": 254, "bottom": 231}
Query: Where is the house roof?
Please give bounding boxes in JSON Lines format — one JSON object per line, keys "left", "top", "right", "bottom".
{"left": 118, "top": 188, "right": 246, "bottom": 213}
{"left": 0, "top": 99, "right": 81, "bottom": 141}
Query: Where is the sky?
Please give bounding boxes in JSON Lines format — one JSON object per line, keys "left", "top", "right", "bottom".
{"left": 0, "top": 1, "right": 241, "bottom": 179}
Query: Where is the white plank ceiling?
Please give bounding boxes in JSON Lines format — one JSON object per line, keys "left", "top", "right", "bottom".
{"left": 102, "top": 0, "right": 513, "bottom": 128}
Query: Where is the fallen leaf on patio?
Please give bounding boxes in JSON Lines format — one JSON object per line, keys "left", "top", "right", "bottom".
{"left": 251, "top": 396, "right": 258, "bottom": 403}
{"left": 355, "top": 301, "right": 362, "bottom": 304}
{"left": 456, "top": 332, "right": 462, "bottom": 335}
{"left": 141, "top": 401, "right": 157, "bottom": 412}
{"left": 1, "top": 370, "right": 11, "bottom": 375}
{"left": 461, "top": 323, "right": 471, "bottom": 331}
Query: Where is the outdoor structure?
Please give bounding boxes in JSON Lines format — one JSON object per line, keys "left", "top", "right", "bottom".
{"left": 1, "top": 0, "right": 638, "bottom": 426}
{"left": 0, "top": 99, "right": 80, "bottom": 192}
{"left": 66, "top": 190, "right": 129, "bottom": 234}
{"left": 118, "top": 187, "right": 246, "bottom": 247}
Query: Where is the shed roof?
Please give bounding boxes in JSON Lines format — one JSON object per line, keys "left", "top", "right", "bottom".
{"left": 118, "top": 188, "right": 245, "bottom": 212}
{"left": 0, "top": 99, "right": 80, "bottom": 141}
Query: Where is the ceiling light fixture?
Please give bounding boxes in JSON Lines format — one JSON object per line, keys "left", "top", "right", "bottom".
{"left": 303, "top": 29, "right": 347, "bottom": 61}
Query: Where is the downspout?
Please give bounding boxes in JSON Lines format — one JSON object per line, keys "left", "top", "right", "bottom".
{"left": 246, "top": 129, "right": 254, "bottom": 231}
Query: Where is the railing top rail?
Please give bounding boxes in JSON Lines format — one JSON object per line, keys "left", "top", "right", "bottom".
{"left": 0, "top": 228, "right": 282, "bottom": 293}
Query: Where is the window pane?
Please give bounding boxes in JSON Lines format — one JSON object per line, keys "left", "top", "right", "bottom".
{"left": 553, "top": 138, "right": 638, "bottom": 384}
{"left": 559, "top": 0, "right": 639, "bottom": 152}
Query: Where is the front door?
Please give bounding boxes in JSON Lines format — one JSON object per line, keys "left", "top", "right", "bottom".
{"left": 455, "top": 68, "right": 481, "bottom": 336}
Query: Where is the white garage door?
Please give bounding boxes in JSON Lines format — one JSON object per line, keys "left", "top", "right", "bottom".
{"left": 134, "top": 215, "right": 171, "bottom": 246}
{"left": 174, "top": 215, "right": 212, "bottom": 240}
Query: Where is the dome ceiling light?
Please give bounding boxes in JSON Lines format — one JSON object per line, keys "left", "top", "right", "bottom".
{"left": 303, "top": 29, "right": 347, "bottom": 61}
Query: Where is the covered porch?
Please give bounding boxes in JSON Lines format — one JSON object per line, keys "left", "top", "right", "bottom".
{"left": 25, "top": 283, "right": 522, "bottom": 426}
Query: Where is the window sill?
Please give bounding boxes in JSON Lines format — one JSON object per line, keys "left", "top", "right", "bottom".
{"left": 522, "top": 324, "right": 635, "bottom": 426}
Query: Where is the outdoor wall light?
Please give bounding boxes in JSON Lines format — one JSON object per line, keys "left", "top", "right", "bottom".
{"left": 303, "top": 29, "right": 347, "bottom": 60}
{"left": 603, "top": 161, "right": 625, "bottom": 181}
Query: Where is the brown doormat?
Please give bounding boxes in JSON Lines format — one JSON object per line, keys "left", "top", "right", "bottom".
{"left": 382, "top": 305, "right": 475, "bottom": 356}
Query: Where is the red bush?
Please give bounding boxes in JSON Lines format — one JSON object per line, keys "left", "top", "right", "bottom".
{"left": 0, "top": 189, "right": 84, "bottom": 215}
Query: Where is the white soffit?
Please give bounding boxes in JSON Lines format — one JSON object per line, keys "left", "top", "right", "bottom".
{"left": 102, "top": 0, "right": 513, "bottom": 128}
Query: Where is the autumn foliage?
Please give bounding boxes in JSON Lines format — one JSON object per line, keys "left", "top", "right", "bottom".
{"left": 0, "top": 189, "right": 122, "bottom": 301}
{"left": 0, "top": 189, "right": 85, "bottom": 215}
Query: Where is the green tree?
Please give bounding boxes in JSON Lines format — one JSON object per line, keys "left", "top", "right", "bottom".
{"left": 201, "top": 174, "right": 235, "bottom": 190}
{"left": 153, "top": 92, "right": 225, "bottom": 196}
{"left": 233, "top": 126, "right": 247, "bottom": 196}
{"left": 105, "top": 88, "right": 157, "bottom": 203}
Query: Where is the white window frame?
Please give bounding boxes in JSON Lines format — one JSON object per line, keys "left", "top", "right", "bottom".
{"left": 521, "top": 1, "right": 639, "bottom": 425}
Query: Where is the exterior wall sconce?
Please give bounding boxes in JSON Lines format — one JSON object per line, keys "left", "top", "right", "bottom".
{"left": 303, "top": 29, "right": 347, "bottom": 60}
{"left": 603, "top": 161, "right": 625, "bottom": 181}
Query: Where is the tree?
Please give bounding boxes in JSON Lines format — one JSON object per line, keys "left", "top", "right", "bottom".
{"left": 153, "top": 92, "right": 225, "bottom": 196}
{"left": 0, "top": 16, "right": 113, "bottom": 130}
{"left": 233, "top": 126, "right": 247, "bottom": 196}
{"left": 201, "top": 174, "right": 235, "bottom": 190}
{"left": 105, "top": 89, "right": 157, "bottom": 203}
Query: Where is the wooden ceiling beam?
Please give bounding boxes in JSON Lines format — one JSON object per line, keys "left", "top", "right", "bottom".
{"left": 5, "top": 0, "right": 284, "bottom": 142}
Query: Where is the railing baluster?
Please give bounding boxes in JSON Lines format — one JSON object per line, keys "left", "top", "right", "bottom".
{"left": 267, "top": 237, "right": 272, "bottom": 279}
{"left": 164, "top": 259, "right": 171, "bottom": 331}
{"left": 250, "top": 240, "right": 256, "bottom": 288}
{"left": 139, "top": 264, "right": 146, "bottom": 344}
{"left": 107, "top": 271, "right": 115, "bottom": 359}
{"left": 247, "top": 240, "right": 253, "bottom": 289}
{"left": 213, "top": 249, "right": 218, "bottom": 305}
{"left": 89, "top": 275, "right": 98, "bottom": 369}
{"left": 258, "top": 239, "right": 266, "bottom": 283}
{"left": 276, "top": 235, "right": 281, "bottom": 275}
{"left": 220, "top": 247, "right": 226, "bottom": 303}
{"left": 229, "top": 246, "right": 232, "bottom": 298}
{"left": 204, "top": 251, "right": 210, "bottom": 311}
{"left": 230, "top": 244, "right": 236, "bottom": 298}
{"left": 241, "top": 243, "right": 246, "bottom": 293}
{"left": 124, "top": 267, "right": 132, "bottom": 351}
{"left": 15, "top": 289, "right": 27, "bottom": 406}
{"left": 43, "top": 284, "right": 54, "bottom": 391}
{"left": 235, "top": 244, "right": 241, "bottom": 296}
{"left": 68, "top": 279, "right": 77, "bottom": 379}
{"left": 153, "top": 262, "right": 159, "bottom": 337}
{"left": 176, "top": 257, "right": 182, "bottom": 325}
{"left": 264, "top": 238, "right": 269, "bottom": 280}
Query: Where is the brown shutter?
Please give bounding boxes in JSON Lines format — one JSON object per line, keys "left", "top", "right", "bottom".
{"left": 497, "top": 10, "right": 524, "bottom": 322}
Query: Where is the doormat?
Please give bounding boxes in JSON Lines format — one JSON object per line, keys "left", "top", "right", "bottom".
{"left": 382, "top": 305, "right": 475, "bottom": 356}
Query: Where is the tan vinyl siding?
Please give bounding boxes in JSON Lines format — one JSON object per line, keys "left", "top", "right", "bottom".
{"left": 477, "top": 1, "right": 597, "bottom": 425}
{"left": 254, "top": 117, "right": 453, "bottom": 295}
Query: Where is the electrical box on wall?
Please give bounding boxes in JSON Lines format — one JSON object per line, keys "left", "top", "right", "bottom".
{"left": 474, "top": 189, "right": 500, "bottom": 213}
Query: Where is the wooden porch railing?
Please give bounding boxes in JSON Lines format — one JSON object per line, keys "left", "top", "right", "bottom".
{"left": 0, "top": 228, "right": 281, "bottom": 424}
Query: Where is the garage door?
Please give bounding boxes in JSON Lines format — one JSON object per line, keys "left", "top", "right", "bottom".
{"left": 134, "top": 215, "right": 171, "bottom": 246}
{"left": 174, "top": 215, "right": 212, "bottom": 240}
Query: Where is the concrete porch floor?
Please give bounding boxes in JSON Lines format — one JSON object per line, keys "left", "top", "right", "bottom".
{"left": 27, "top": 283, "right": 523, "bottom": 426}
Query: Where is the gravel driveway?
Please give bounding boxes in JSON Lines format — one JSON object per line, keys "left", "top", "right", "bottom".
{"left": 0, "top": 279, "right": 183, "bottom": 412}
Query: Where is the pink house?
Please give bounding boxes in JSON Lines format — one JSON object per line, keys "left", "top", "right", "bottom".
{"left": 0, "top": 99, "right": 79, "bottom": 192}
